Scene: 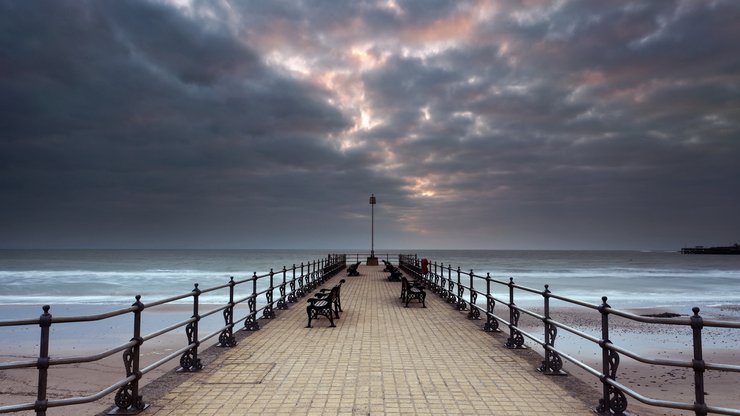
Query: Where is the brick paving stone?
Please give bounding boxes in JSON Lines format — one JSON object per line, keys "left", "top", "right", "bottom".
{"left": 144, "top": 265, "right": 593, "bottom": 415}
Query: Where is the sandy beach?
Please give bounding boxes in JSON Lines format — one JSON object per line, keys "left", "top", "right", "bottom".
{"left": 1, "top": 301, "right": 739, "bottom": 415}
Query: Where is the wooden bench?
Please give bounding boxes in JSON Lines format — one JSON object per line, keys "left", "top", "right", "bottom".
{"left": 401, "top": 276, "right": 426, "bottom": 308}
{"left": 306, "top": 285, "right": 340, "bottom": 328}
{"left": 317, "top": 279, "right": 345, "bottom": 314}
{"left": 387, "top": 266, "right": 402, "bottom": 282}
{"left": 347, "top": 262, "right": 361, "bottom": 276}
{"left": 382, "top": 260, "right": 395, "bottom": 272}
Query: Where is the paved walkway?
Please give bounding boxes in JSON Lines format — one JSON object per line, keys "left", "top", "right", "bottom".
{"left": 144, "top": 265, "right": 593, "bottom": 415}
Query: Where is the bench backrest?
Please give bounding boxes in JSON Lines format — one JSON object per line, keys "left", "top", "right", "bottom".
{"left": 324, "top": 285, "right": 339, "bottom": 302}
{"left": 336, "top": 279, "right": 346, "bottom": 294}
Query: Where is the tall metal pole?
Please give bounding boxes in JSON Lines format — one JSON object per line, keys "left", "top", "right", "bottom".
{"left": 371, "top": 196, "right": 375, "bottom": 257}
{"left": 368, "top": 194, "right": 378, "bottom": 265}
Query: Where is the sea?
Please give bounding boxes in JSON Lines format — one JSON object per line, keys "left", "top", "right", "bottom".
{"left": 1, "top": 249, "right": 739, "bottom": 312}
{"left": 1, "top": 249, "right": 739, "bottom": 359}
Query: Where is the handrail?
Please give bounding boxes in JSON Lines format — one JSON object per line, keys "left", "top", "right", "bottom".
{"left": 398, "top": 254, "right": 740, "bottom": 416}
{"left": 0, "top": 307, "right": 141, "bottom": 328}
{"left": 0, "top": 253, "right": 347, "bottom": 415}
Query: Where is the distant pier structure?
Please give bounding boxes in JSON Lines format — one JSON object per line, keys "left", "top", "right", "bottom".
{"left": 681, "top": 243, "right": 740, "bottom": 254}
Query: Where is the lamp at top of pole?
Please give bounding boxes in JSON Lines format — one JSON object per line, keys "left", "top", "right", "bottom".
{"left": 369, "top": 194, "right": 376, "bottom": 204}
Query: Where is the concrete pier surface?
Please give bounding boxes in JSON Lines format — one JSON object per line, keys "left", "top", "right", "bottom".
{"left": 143, "top": 265, "right": 594, "bottom": 415}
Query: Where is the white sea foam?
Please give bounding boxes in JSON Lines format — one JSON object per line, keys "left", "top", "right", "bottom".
{"left": 1, "top": 250, "right": 739, "bottom": 309}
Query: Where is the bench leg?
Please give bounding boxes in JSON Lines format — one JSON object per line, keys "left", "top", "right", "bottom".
{"left": 306, "top": 307, "right": 313, "bottom": 328}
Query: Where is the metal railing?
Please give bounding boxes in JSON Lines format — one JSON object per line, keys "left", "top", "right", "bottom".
{"left": 344, "top": 252, "right": 395, "bottom": 264}
{"left": 398, "top": 254, "right": 740, "bottom": 416}
{"left": 0, "top": 254, "right": 346, "bottom": 415}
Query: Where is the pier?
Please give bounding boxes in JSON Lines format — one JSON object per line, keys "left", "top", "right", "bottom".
{"left": 1, "top": 254, "right": 739, "bottom": 415}
{"left": 144, "top": 263, "right": 589, "bottom": 415}
{"left": 681, "top": 244, "right": 740, "bottom": 255}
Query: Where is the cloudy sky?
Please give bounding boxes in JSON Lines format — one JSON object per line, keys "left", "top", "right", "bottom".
{"left": 1, "top": 0, "right": 739, "bottom": 250}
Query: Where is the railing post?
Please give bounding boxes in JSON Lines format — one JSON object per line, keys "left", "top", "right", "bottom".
{"left": 447, "top": 264, "right": 456, "bottom": 304}
{"left": 435, "top": 262, "right": 440, "bottom": 293}
{"left": 467, "top": 269, "right": 480, "bottom": 319}
{"left": 690, "top": 307, "right": 708, "bottom": 416}
{"left": 313, "top": 260, "right": 318, "bottom": 287}
{"left": 484, "top": 273, "right": 500, "bottom": 332}
{"left": 218, "top": 277, "right": 237, "bottom": 347}
{"left": 179, "top": 284, "right": 203, "bottom": 372}
{"left": 307, "top": 261, "right": 311, "bottom": 289}
{"left": 538, "top": 285, "right": 564, "bottom": 375}
{"left": 439, "top": 262, "right": 446, "bottom": 298}
{"left": 298, "top": 262, "right": 305, "bottom": 297}
{"left": 456, "top": 267, "right": 466, "bottom": 310}
{"left": 309, "top": 261, "right": 314, "bottom": 289}
{"left": 597, "top": 296, "right": 626, "bottom": 415}
{"left": 244, "top": 273, "right": 260, "bottom": 331}
{"left": 440, "top": 262, "right": 447, "bottom": 299}
{"left": 277, "top": 266, "right": 288, "bottom": 310}
{"left": 427, "top": 261, "right": 437, "bottom": 292}
{"left": 505, "top": 278, "right": 524, "bottom": 349}
{"left": 263, "top": 269, "right": 275, "bottom": 319}
{"left": 34, "top": 305, "right": 51, "bottom": 416}
{"left": 114, "top": 296, "right": 147, "bottom": 412}
{"left": 288, "top": 264, "right": 297, "bottom": 303}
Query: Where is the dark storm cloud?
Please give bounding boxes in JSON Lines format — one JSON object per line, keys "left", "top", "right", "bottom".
{"left": 1, "top": 0, "right": 739, "bottom": 249}
{"left": 0, "top": 0, "right": 384, "bottom": 248}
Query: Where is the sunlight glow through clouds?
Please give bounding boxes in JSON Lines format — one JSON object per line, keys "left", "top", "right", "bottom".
{"left": 381, "top": 0, "right": 404, "bottom": 17}
{"left": 405, "top": 176, "right": 456, "bottom": 200}
{"left": 265, "top": 52, "right": 310, "bottom": 77}
{"left": 349, "top": 46, "right": 389, "bottom": 71}
{"left": 421, "top": 107, "right": 431, "bottom": 121}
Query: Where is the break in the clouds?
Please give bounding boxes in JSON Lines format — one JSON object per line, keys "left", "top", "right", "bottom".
{"left": 1, "top": 0, "right": 739, "bottom": 250}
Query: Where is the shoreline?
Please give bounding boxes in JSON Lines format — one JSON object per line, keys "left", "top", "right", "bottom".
{"left": 2, "top": 303, "right": 739, "bottom": 415}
